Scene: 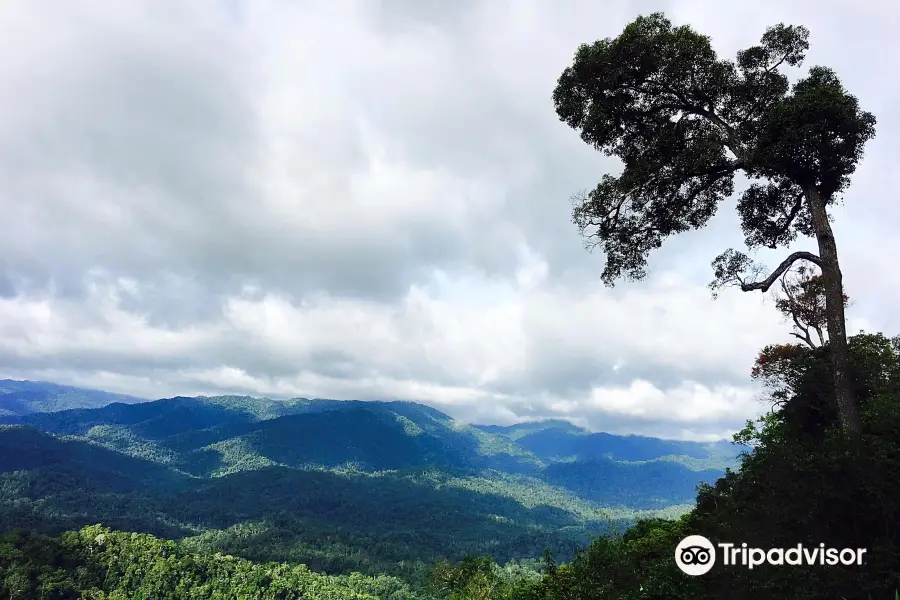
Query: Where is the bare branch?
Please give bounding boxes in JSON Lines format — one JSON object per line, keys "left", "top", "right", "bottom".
{"left": 814, "top": 326, "right": 825, "bottom": 346}
{"left": 790, "top": 312, "right": 815, "bottom": 347}
{"left": 739, "top": 251, "right": 822, "bottom": 293}
{"left": 788, "top": 330, "right": 815, "bottom": 349}
{"left": 779, "top": 271, "right": 796, "bottom": 302}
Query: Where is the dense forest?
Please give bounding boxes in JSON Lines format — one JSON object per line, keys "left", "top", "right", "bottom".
{"left": 3, "top": 10, "right": 899, "bottom": 600}
{"left": 4, "top": 329, "right": 899, "bottom": 598}
{"left": 425, "top": 330, "right": 900, "bottom": 599}
{"left": 0, "top": 525, "right": 430, "bottom": 600}
{"left": 0, "top": 392, "right": 724, "bottom": 580}
{"left": 4, "top": 329, "right": 900, "bottom": 599}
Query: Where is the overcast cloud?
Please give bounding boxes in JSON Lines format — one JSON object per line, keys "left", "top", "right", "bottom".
{"left": 0, "top": 0, "right": 897, "bottom": 441}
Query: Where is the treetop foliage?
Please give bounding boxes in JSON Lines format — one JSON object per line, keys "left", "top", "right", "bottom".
{"left": 553, "top": 12, "right": 875, "bottom": 285}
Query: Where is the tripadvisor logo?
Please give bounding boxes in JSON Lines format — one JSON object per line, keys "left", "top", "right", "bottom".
{"left": 674, "top": 535, "right": 867, "bottom": 576}
{"left": 675, "top": 535, "right": 716, "bottom": 575}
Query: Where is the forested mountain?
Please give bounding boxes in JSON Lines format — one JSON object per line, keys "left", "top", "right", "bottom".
{"left": 0, "top": 379, "right": 145, "bottom": 417}
{"left": 0, "top": 390, "right": 733, "bottom": 583}
{"left": 0, "top": 424, "right": 596, "bottom": 576}
{"left": 1, "top": 348, "right": 895, "bottom": 600}
{"left": 0, "top": 393, "right": 737, "bottom": 477}
{"left": 476, "top": 421, "right": 738, "bottom": 468}
{"left": 542, "top": 459, "right": 723, "bottom": 509}
{"left": 9, "top": 334, "right": 900, "bottom": 600}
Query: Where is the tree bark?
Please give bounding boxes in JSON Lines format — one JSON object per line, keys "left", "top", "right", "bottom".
{"left": 806, "top": 187, "right": 861, "bottom": 438}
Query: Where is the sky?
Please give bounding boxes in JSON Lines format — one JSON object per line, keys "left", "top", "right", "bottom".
{"left": 0, "top": 0, "right": 897, "bottom": 441}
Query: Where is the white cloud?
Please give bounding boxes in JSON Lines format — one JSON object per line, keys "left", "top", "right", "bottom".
{"left": 0, "top": 0, "right": 897, "bottom": 440}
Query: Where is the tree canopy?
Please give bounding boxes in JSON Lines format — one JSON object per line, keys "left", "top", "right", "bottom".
{"left": 554, "top": 12, "right": 872, "bottom": 284}
{"left": 553, "top": 12, "right": 875, "bottom": 436}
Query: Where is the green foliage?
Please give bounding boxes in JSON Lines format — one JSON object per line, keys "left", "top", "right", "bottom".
{"left": 553, "top": 13, "right": 739, "bottom": 283}
{"left": 0, "top": 378, "right": 737, "bottom": 594}
{"left": 428, "top": 556, "right": 541, "bottom": 600}
{"left": 750, "top": 66, "right": 876, "bottom": 197}
{"left": 8, "top": 337, "right": 900, "bottom": 600}
{"left": 749, "top": 333, "right": 900, "bottom": 438}
{"left": 458, "top": 331, "right": 900, "bottom": 600}
{"left": 0, "top": 446, "right": 599, "bottom": 579}
{"left": 0, "top": 397, "right": 717, "bottom": 582}
{"left": 542, "top": 459, "right": 722, "bottom": 509}
{"left": 0, "top": 525, "right": 427, "bottom": 600}
{"left": 3, "top": 11, "right": 896, "bottom": 599}
{"left": 552, "top": 12, "right": 874, "bottom": 285}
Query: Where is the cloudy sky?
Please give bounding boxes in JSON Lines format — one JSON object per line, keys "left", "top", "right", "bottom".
{"left": 1, "top": 0, "right": 897, "bottom": 441}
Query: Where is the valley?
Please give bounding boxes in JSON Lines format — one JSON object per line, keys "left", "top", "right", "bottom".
{"left": 0, "top": 381, "right": 738, "bottom": 580}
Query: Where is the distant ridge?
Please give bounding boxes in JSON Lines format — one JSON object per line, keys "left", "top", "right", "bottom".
{"left": 0, "top": 379, "right": 146, "bottom": 417}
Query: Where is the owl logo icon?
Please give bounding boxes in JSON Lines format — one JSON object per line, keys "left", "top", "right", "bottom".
{"left": 675, "top": 535, "right": 716, "bottom": 575}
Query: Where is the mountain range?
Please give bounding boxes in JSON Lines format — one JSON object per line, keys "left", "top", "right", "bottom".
{"left": 0, "top": 379, "right": 145, "bottom": 416}
{"left": 0, "top": 379, "right": 742, "bottom": 577}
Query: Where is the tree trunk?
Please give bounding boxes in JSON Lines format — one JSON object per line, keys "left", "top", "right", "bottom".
{"left": 806, "top": 187, "right": 861, "bottom": 438}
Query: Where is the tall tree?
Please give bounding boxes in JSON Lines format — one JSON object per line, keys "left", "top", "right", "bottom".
{"left": 553, "top": 13, "right": 875, "bottom": 437}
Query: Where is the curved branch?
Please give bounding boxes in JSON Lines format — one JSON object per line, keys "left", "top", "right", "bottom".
{"left": 789, "top": 330, "right": 815, "bottom": 349}
{"left": 740, "top": 251, "right": 822, "bottom": 293}
{"left": 773, "top": 192, "right": 805, "bottom": 241}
